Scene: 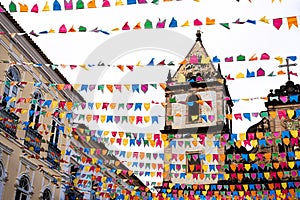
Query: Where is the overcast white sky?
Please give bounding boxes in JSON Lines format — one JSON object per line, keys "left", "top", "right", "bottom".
{"left": 2, "top": 0, "right": 300, "bottom": 188}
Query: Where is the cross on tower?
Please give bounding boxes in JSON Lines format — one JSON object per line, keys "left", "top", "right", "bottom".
{"left": 278, "top": 58, "right": 298, "bottom": 81}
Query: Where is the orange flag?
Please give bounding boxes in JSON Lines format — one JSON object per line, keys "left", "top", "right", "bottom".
{"left": 19, "top": 3, "right": 28, "bottom": 12}
{"left": 88, "top": 0, "right": 96, "bottom": 8}
{"left": 106, "top": 84, "right": 113, "bottom": 93}
{"left": 206, "top": 17, "right": 215, "bottom": 25}
{"left": 287, "top": 16, "right": 298, "bottom": 29}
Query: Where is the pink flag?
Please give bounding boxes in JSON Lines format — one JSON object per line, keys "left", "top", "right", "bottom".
{"left": 59, "top": 24, "right": 67, "bottom": 33}
{"left": 273, "top": 18, "right": 282, "bottom": 30}
{"left": 260, "top": 53, "right": 270, "bottom": 60}
{"left": 122, "top": 22, "right": 130, "bottom": 30}
{"left": 194, "top": 19, "right": 202, "bottom": 26}
{"left": 64, "top": 0, "right": 73, "bottom": 10}
{"left": 102, "top": 0, "right": 110, "bottom": 7}
{"left": 31, "top": 4, "right": 39, "bottom": 13}
{"left": 190, "top": 55, "right": 198, "bottom": 64}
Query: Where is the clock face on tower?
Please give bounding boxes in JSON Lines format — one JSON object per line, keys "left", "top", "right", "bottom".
{"left": 171, "top": 91, "right": 217, "bottom": 129}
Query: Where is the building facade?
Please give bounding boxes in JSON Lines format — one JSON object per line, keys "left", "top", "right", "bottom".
{"left": 0, "top": 4, "right": 151, "bottom": 200}
{"left": 0, "top": 4, "right": 87, "bottom": 200}
{"left": 160, "top": 31, "right": 233, "bottom": 189}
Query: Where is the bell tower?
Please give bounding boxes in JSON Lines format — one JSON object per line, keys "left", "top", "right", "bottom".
{"left": 161, "top": 30, "right": 233, "bottom": 185}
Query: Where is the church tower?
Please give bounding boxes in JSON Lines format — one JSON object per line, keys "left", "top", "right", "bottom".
{"left": 161, "top": 30, "right": 233, "bottom": 185}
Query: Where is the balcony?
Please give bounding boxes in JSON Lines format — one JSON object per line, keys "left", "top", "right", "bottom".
{"left": 46, "top": 143, "right": 61, "bottom": 169}
{"left": 0, "top": 108, "right": 19, "bottom": 137}
{"left": 65, "top": 186, "right": 84, "bottom": 200}
{"left": 24, "top": 128, "right": 42, "bottom": 154}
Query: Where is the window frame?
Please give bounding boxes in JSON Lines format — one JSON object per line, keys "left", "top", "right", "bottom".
{"left": 28, "top": 90, "right": 43, "bottom": 130}
{"left": 186, "top": 150, "right": 203, "bottom": 173}
{"left": 186, "top": 94, "right": 202, "bottom": 124}
{"left": 2, "top": 66, "right": 21, "bottom": 109}
{"left": 14, "top": 175, "right": 30, "bottom": 200}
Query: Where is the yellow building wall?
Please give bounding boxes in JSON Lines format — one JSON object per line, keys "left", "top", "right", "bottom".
{"left": 0, "top": 31, "right": 72, "bottom": 200}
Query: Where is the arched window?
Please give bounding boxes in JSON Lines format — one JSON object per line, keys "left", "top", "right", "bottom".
{"left": 0, "top": 161, "right": 5, "bottom": 200}
{"left": 42, "top": 188, "right": 51, "bottom": 200}
{"left": 187, "top": 94, "right": 201, "bottom": 124}
{"left": 2, "top": 66, "right": 21, "bottom": 109}
{"left": 15, "top": 175, "right": 30, "bottom": 200}
{"left": 49, "top": 109, "right": 62, "bottom": 147}
{"left": 28, "top": 90, "right": 42, "bottom": 130}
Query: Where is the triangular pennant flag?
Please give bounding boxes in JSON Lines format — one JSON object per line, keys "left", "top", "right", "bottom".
{"left": 220, "top": 23, "right": 230, "bottom": 29}
{"left": 259, "top": 16, "right": 269, "bottom": 24}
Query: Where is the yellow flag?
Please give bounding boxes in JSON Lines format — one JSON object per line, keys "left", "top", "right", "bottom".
{"left": 21, "top": 109, "right": 28, "bottom": 114}
{"left": 124, "top": 84, "right": 131, "bottom": 91}
{"left": 201, "top": 56, "right": 210, "bottom": 64}
{"left": 249, "top": 154, "right": 256, "bottom": 161}
{"left": 144, "top": 116, "right": 150, "bottom": 123}
{"left": 287, "top": 109, "right": 294, "bottom": 119}
{"left": 288, "top": 161, "right": 295, "bottom": 169}
{"left": 239, "top": 133, "right": 246, "bottom": 140}
{"left": 274, "top": 56, "right": 283, "bottom": 64}
{"left": 290, "top": 130, "right": 298, "bottom": 138}
{"left": 181, "top": 20, "right": 189, "bottom": 27}
{"left": 143, "top": 103, "right": 150, "bottom": 111}
{"left": 191, "top": 115, "right": 198, "bottom": 121}
{"left": 164, "top": 140, "right": 169, "bottom": 148}
{"left": 250, "top": 139, "right": 258, "bottom": 147}
{"left": 95, "top": 103, "right": 101, "bottom": 109}
{"left": 202, "top": 164, "right": 208, "bottom": 172}
{"left": 115, "top": 0, "right": 124, "bottom": 6}
{"left": 42, "top": 1, "right": 50, "bottom": 11}
{"left": 236, "top": 72, "right": 245, "bottom": 79}
{"left": 100, "top": 115, "right": 106, "bottom": 123}
{"left": 59, "top": 112, "right": 65, "bottom": 119}
{"left": 9, "top": 97, "right": 16, "bottom": 102}
{"left": 244, "top": 164, "right": 251, "bottom": 171}
{"left": 259, "top": 16, "right": 269, "bottom": 24}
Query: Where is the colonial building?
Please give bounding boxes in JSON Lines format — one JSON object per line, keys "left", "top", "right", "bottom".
{"left": 0, "top": 4, "right": 148, "bottom": 200}
{"left": 160, "top": 30, "right": 233, "bottom": 190}
{"left": 224, "top": 65, "right": 300, "bottom": 198}
{"left": 0, "top": 3, "right": 87, "bottom": 200}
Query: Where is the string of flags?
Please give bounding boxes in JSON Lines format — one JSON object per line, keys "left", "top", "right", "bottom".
{"left": 21, "top": 126, "right": 300, "bottom": 177}
{"left": 4, "top": 105, "right": 299, "bottom": 124}
{"left": 0, "top": 81, "right": 167, "bottom": 93}
{"left": 3, "top": 91, "right": 297, "bottom": 111}
{"left": 18, "top": 117, "right": 300, "bottom": 158}
{"left": 0, "top": 96, "right": 165, "bottom": 111}
{"left": 0, "top": 16, "right": 298, "bottom": 37}
{"left": 1, "top": 54, "right": 297, "bottom": 72}
{"left": 4, "top": 0, "right": 191, "bottom": 13}
{"left": 1, "top": 0, "right": 286, "bottom": 14}
{"left": 225, "top": 69, "right": 298, "bottom": 80}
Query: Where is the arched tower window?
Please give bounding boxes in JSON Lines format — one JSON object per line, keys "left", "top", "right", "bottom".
{"left": 15, "top": 175, "right": 30, "bottom": 200}
{"left": 187, "top": 94, "right": 201, "bottom": 124}
{"left": 28, "top": 90, "right": 42, "bottom": 130}
{"left": 42, "top": 188, "right": 51, "bottom": 200}
{"left": 2, "top": 66, "right": 21, "bottom": 109}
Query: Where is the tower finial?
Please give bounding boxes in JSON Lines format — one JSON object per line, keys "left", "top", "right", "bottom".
{"left": 196, "top": 30, "right": 202, "bottom": 42}
{"left": 166, "top": 70, "right": 172, "bottom": 82}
